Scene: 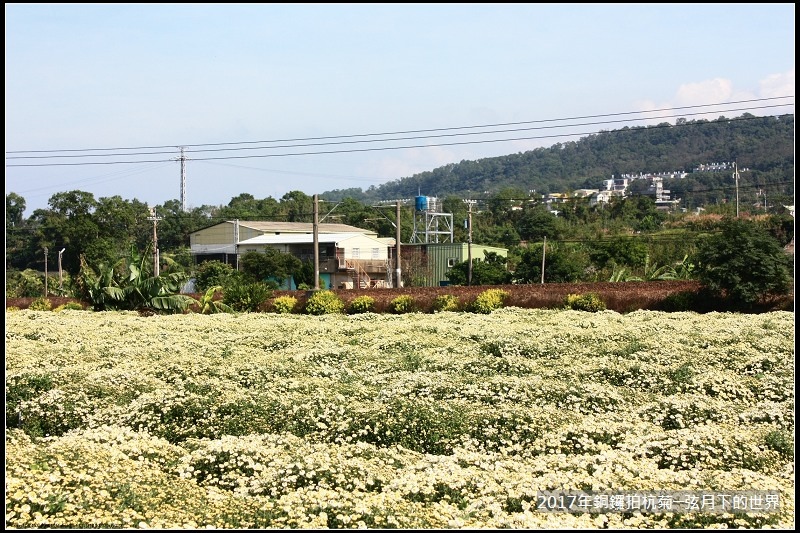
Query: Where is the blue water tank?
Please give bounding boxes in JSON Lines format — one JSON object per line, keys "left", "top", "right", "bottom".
{"left": 415, "top": 195, "right": 428, "bottom": 211}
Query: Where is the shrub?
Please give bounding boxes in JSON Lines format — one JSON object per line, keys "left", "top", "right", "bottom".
{"left": 194, "top": 260, "right": 235, "bottom": 293}
{"left": 304, "top": 290, "right": 345, "bottom": 315}
{"left": 5, "top": 268, "right": 45, "bottom": 298}
{"left": 565, "top": 292, "right": 606, "bottom": 312}
{"left": 27, "top": 298, "right": 53, "bottom": 311}
{"left": 348, "top": 295, "right": 376, "bottom": 314}
{"left": 271, "top": 295, "right": 298, "bottom": 314}
{"left": 658, "top": 290, "right": 698, "bottom": 312}
{"left": 433, "top": 294, "right": 461, "bottom": 313}
{"left": 222, "top": 277, "right": 273, "bottom": 313}
{"left": 53, "top": 302, "right": 85, "bottom": 312}
{"left": 388, "top": 295, "right": 417, "bottom": 314}
{"left": 693, "top": 217, "right": 793, "bottom": 309}
{"left": 764, "top": 430, "right": 793, "bottom": 461}
{"left": 469, "top": 289, "right": 509, "bottom": 314}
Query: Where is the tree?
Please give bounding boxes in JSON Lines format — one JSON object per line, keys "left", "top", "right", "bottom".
{"left": 93, "top": 195, "right": 152, "bottom": 264}
{"left": 5, "top": 193, "right": 32, "bottom": 270}
{"left": 446, "top": 251, "right": 512, "bottom": 286}
{"left": 693, "top": 217, "right": 793, "bottom": 308}
{"left": 6, "top": 193, "right": 25, "bottom": 228}
{"left": 515, "top": 204, "right": 561, "bottom": 242}
{"left": 240, "top": 249, "right": 302, "bottom": 287}
{"left": 513, "top": 242, "right": 590, "bottom": 283}
{"left": 194, "top": 260, "right": 236, "bottom": 293}
{"left": 292, "top": 259, "right": 316, "bottom": 289}
{"left": 280, "top": 191, "right": 313, "bottom": 222}
{"left": 589, "top": 237, "right": 649, "bottom": 269}
{"left": 156, "top": 200, "right": 216, "bottom": 251}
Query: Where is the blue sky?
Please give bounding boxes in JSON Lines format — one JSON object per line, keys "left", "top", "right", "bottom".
{"left": 5, "top": 3, "right": 795, "bottom": 216}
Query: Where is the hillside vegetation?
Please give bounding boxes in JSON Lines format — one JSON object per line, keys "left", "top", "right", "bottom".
{"left": 321, "top": 114, "right": 794, "bottom": 207}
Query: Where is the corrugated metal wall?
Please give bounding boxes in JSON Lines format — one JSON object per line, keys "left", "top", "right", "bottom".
{"left": 404, "top": 243, "right": 508, "bottom": 286}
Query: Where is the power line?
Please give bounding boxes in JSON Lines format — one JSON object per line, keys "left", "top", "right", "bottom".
{"left": 6, "top": 96, "right": 794, "bottom": 154}
{"left": 5, "top": 111, "right": 795, "bottom": 168}
{"left": 6, "top": 99, "right": 793, "bottom": 167}
{"left": 5, "top": 102, "right": 793, "bottom": 161}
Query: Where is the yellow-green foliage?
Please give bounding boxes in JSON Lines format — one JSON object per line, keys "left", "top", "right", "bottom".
{"left": 304, "top": 290, "right": 345, "bottom": 315}
{"left": 54, "top": 302, "right": 85, "bottom": 312}
{"left": 470, "top": 289, "right": 509, "bottom": 314}
{"left": 27, "top": 298, "right": 53, "bottom": 311}
{"left": 433, "top": 294, "right": 460, "bottom": 312}
{"left": 388, "top": 294, "right": 417, "bottom": 314}
{"left": 271, "top": 296, "right": 298, "bottom": 314}
{"left": 348, "top": 295, "right": 375, "bottom": 314}
{"left": 565, "top": 293, "right": 606, "bottom": 312}
{"left": 6, "top": 306, "right": 22, "bottom": 312}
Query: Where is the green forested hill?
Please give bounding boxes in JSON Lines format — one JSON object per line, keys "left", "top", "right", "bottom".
{"left": 321, "top": 114, "right": 794, "bottom": 209}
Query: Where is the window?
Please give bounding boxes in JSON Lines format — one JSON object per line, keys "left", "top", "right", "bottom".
{"left": 372, "top": 247, "right": 379, "bottom": 259}
{"left": 447, "top": 258, "right": 457, "bottom": 267}
{"left": 352, "top": 247, "right": 360, "bottom": 259}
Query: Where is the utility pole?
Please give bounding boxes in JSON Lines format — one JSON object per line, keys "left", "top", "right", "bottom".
{"left": 395, "top": 200, "right": 402, "bottom": 288}
{"left": 58, "top": 248, "right": 65, "bottom": 290}
{"left": 43, "top": 247, "right": 48, "bottom": 297}
{"left": 465, "top": 200, "right": 475, "bottom": 286}
{"left": 179, "top": 147, "right": 188, "bottom": 212}
{"left": 147, "top": 207, "right": 162, "bottom": 276}
{"left": 733, "top": 162, "right": 740, "bottom": 218}
{"left": 541, "top": 236, "right": 547, "bottom": 284}
{"left": 313, "top": 194, "right": 320, "bottom": 290}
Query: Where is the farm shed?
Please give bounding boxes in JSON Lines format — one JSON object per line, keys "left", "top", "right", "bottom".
{"left": 189, "top": 220, "right": 394, "bottom": 289}
{"left": 403, "top": 243, "right": 508, "bottom": 287}
{"left": 238, "top": 232, "right": 394, "bottom": 289}
{"left": 190, "top": 220, "right": 379, "bottom": 262}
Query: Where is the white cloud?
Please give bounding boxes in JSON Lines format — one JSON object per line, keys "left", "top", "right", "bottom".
{"left": 673, "top": 78, "right": 741, "bottom": 105}
{"left": 634, "top": 72, "right": 793, "bottom": 125}
{"left": 759, "top": 69, "right": 794, "bottom": 98}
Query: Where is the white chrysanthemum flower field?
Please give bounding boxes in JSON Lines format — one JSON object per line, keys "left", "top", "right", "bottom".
{"left": 5, "top": 308, "right": 794, "bottom": 528}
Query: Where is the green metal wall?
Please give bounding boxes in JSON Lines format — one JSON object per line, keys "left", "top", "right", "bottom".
{"left": 405, "top": 243, "right": 507, "bottom": 286}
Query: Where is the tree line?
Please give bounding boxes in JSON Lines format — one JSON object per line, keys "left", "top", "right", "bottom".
{"left": 6, "top": 112, "right": 794, "bottom": 311}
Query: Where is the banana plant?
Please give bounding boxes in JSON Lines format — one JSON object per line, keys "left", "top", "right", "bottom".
{"left": 672, "top": 254, "right": 696, "bottom": 280}
{"left": 188, "top": 285, "right": 234, "bottom": 314}
{"left": 608, "top": 265, "right": 642, "bottom": 282}
{"left": 76, "top": 255, "right": 126, "bottom": 310}
{"left": 641, "top": 255, "right": 679, "bottom": 281}
{"left": 77, "top": 246, "right": 193, "bottom": 313}
{"left": 118, "top": 245, "right": 193, "bottom": 313}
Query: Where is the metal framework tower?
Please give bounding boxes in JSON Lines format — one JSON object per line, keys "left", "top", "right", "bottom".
{"left": 410, "top": 195, "right": 453, "bottom": 243}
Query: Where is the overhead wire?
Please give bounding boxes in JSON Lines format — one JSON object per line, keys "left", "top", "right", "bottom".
{"left": 6, "top": 95, "right": 793, "bottom": 155}
{"left": 5, "top": 97, "right": 794, "bottom": 217}
{"left": 5, "top": 98, "right": 793, "bottom": 166}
